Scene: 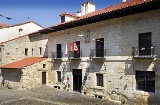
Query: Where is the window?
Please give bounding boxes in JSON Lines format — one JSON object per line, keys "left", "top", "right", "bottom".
{"left": 25, "top": 48, "right": 28, "bottom": 55}
{"left": 136, "top": 71, "right": 155, "bottom": 92}
{"left": 96, "top": 38, "right": 104, "bottom": 57}
{"left": 57, "top": 44, "right": 62, "bottom": 58}
{"left": 39, "top": 47, "right": 42, "bottom": 55}
{"left": 43, "top": 64, "right": 46, "bottom": 68}
{"left": 139, "top": 32, "right": 151, "bottom": 56}
{"left": 61, "top": 16, "right": 65, "bottom": 23}
{"left": 96, "top": 74, "right": 103, "bottom": 87}
{"left": 74, "top": 41, "right": 80, "bottom": 58}
{"left": 32, "top": 48, "right": 33, "bottom": 55}
{"left": 57, "top": 71, "right": 61, "bottom": 82}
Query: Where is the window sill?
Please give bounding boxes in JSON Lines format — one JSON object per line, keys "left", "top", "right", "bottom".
{"left": 56, "top": 82, "right": 62, "bottom": 85}
{"left": 91, "top": 86, "right": 105, "bottom": 90}
{"left": 134, "top": 90, "right": 155, "bottom": 95}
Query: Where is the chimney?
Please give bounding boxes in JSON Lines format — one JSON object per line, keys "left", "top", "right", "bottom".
{"left": 76, "top": 11, "right": 81, "bottom": 16}
{"left": 81, "top": 1, "right": 95, "bottom": 16}
{"left": 122, "top": 0, "right": 127, "bottom": 2}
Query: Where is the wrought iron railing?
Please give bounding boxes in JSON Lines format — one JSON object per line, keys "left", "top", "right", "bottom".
{"left": 90, "top": 48, "right": 107, "bottom": 58}
{"left": 68, "top": 51, "right": 82, "bottom": 59}
{"left": 51, "top": 52, "right": 63, "bottom": 59}
{"left": 132, "top": 46, "right": 155, "bottom": 58}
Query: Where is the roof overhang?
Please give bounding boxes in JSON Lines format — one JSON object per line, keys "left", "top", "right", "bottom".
{"left": 40, "top": 0, "right": 160, "bottom": 34}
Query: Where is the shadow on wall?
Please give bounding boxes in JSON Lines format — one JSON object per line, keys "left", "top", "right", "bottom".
{"left": 0, "top": 69, "right": 1, "bottom": 76}
{"left": 147, "top": 93, "right": 159, "bottom": 105}
{"left": 43, "top": 42, "right": 48, "bottom": 58}
{"left": 1, "top": 69, "right": 22, "bottom": 82}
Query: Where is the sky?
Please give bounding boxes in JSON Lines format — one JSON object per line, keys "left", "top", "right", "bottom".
{"left": 0, "top": 0, "right": 122, "bottom": 28}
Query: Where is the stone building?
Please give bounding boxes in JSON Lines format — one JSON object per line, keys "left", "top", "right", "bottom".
{"left": 0, "top": 57, "right": 48, "bottom": 89}
{"left": 42, "top": 0, "right": 160, "bottom": 104}
{"left": 0, "top": 29, "right": 49, "bottom": 89}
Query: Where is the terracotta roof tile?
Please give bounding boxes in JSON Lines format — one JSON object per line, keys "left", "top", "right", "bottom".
{"left": 78, "top": 0, "right": 151, "bottom": 19}
{"left": 59, "top": 12, "right": 79, "bottom": 18}
{"left": 0, "top": 57, "right": 47, "bottom": 69}
{"left": 0, "top": 23, "right": 8, "bottom": 28}
{"left": 47, "top": 0, "right": 153, "bottom": 29}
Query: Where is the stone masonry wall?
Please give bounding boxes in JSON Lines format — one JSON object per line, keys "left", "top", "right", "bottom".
{"left": 1, "top": 59, "right": 49, "bottom": 90}
{"left": 1, "top": 33, "right": 48, "bottom": 65}
{"left": 48, "top": 9, "right": 160, "bottom": 103}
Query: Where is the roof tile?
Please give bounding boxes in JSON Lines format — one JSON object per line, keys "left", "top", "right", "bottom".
{"left": 0, "top": 57, "right": 47, "bottom": 69}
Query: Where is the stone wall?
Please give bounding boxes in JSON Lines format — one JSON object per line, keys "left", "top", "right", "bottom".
{"left": 48, "top": 9, "right": 160, "bottom": 103}
{"left": 1, "top": 33, "right": 48, "bottom": 65}
{"left": 1, "top": 59, "right": 49, "bottom": 89}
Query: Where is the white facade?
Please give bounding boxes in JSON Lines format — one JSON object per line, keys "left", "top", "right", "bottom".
{"left": 59, "top": 1, "right": 95, "bottom": 23}
{"left": 0, "top": 21, "right": 43, "bottom": 43}
{"left": 81, "top": 2, "right": 95, "bottom": 16}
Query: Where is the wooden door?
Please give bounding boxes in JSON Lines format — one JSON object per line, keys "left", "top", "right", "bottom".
{"left": 42, "top": 72, "right": 46, "bottom": 84}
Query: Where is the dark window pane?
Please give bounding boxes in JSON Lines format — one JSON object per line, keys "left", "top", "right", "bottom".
{"left": 136, "top": 71, "right": 155, "bottom": 92}
{"left": 96, "top": 74, "right": 103, "bottom": 87}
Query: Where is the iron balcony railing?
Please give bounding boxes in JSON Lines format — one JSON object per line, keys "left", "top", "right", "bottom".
{"left": 90, "top": 48, "right": 107, "bottom": 59}
{"left": 51, "top": 52, "right": 63, "bottom": 59}
{"left": 132, "top": 46, "right": 155, "bottom": 58}
{"left": 68, "top": 51, "right": 82, "bottom": 59}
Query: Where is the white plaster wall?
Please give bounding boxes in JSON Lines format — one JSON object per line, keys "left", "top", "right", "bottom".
{"left": 81, "top": 3, "right": 95, "bottom": 16}
{"left": 65, "top": 16, "right": 76, "bottom": 22}
{"left": 0, "top": 22, "right": 43, "bottom": 43}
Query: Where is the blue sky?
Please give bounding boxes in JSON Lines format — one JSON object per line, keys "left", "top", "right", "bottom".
{"left": 0, "top": 0, "right": 122, "bottom": 28}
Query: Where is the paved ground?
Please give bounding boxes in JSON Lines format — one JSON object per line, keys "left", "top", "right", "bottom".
{"left": 0, "top": 86, "right": 119, "bottom": 105}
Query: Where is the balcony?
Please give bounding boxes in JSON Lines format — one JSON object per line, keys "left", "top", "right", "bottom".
{"left": 90, "top": 49, "right": 106, "bottom": 59}
{"left": 132, "top": 46, "right": 155, "bottom": 59}
{"left": 51, "top": 52, "right": 63, "bottom": 60}
{"left": 68, "top": 51, "right": 82, "bottom": 60}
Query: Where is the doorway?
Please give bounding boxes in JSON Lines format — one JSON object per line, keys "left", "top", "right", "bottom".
{"left": 73, "top": 69, "right": 82, "bottom": 91}
{"left": 42, "top": 72, "right": 46, "bottom": 84}
{"left": 139, "top": 32, "right": 151, "bottom": 55}
{"left": 57, "top": 44, "right": 62, "bottom": 58}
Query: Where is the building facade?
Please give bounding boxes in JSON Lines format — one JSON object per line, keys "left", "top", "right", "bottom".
{"left": 45, "top": 0, "right": 160, "bottom": 104}
{"left": 0, "top": 30, "right": 49, "bottom": 89}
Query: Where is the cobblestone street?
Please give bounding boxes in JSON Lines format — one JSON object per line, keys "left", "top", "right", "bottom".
{"left": 0, "top": 86, "right": 118, "bottom": 105}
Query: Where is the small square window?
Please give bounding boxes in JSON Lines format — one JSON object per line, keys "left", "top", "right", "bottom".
{"left": 39, "top": 47, "right": 42, "bottom": 55}
{"left": 32, "top": 48, "right": 33, "bottom": 55}
{"left": 43, "top": 64, "right": 46, "bottom": 68}
{"left": 25, "top": 48, "right": 28, "bottom": 55}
